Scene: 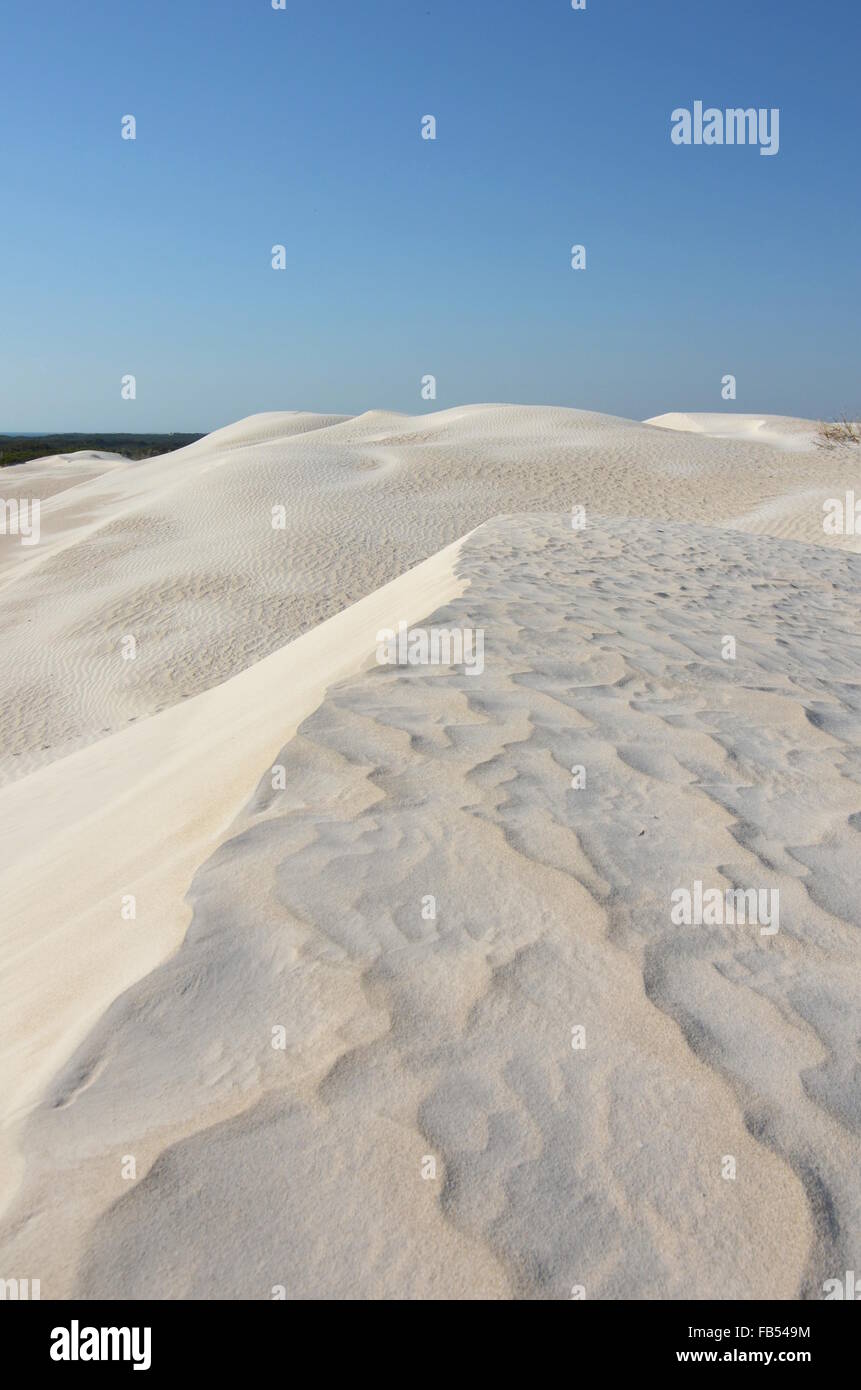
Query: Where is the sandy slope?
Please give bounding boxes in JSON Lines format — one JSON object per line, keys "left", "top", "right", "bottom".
{"left": 0, "top": 406, "right": 858, "bottom": 1299}
{"left": 2, "top": 406, "right": 858, "bottom": 784}
{"left": 0, "top": 535, "right": 469, "bottom": 1219}
{"left": 0, "top": 450, "right": 133, "bottom": 502}
{"left": 646, "top": 411, "right": 822, "bottom": 452}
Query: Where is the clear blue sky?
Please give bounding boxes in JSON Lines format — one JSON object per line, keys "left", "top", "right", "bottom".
{"left": 1, "top": 0, "right": 858, "bottom": 430}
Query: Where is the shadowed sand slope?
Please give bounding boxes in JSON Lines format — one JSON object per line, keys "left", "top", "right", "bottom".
{"left": 3, "top": 515, "right": 858, "bottom": 1299}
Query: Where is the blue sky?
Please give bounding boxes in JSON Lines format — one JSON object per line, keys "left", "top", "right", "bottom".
{"left": 1, "top": 0, "right": 858, "bottom": 430}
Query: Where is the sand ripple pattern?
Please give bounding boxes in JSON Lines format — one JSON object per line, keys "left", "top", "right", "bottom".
{"left": 2, "top": 514, "right": 858, "bottom": 1299}
{"left": 1, "top": 406, "right": 857, "bottom": 784}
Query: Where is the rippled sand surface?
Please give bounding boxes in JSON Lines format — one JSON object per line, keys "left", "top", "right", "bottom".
{"left": 0, "top": 409, "right": 858, "bottom": 1298}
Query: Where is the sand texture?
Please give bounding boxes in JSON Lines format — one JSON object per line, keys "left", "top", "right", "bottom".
{"left": 0, "top": 407, "right": 858, "bottom": 1299}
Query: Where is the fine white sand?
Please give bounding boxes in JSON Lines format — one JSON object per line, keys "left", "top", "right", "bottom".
{"left": 645, "top": 411, "right": 822, "bottom": 452}
{"left": 3, "top": 406, "right": 859, "bottom": 785}
{"left": 0, "top": 406, "right": 858, "bottom": 1298}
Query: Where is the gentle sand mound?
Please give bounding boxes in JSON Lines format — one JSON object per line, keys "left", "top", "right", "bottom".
{"left": 645, "top": 412, "right": 822, "bottom": 452}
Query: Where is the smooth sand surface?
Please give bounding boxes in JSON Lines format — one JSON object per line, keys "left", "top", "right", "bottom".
{"left": 645, "top": 411, "right": 822, "bottom": 452}
{"left": 0, "top": 406, "right": 858, "bottom": 1298}
{"left": 0, "top": 450, "right": 133, "bottom": 503}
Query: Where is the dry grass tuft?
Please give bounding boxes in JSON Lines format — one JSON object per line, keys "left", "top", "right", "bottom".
{"left": 817, "top": 415, "right": 861, "bottom": 448}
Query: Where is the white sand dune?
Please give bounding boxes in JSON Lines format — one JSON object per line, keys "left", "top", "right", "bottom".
{"left": 645, "top": 414, "right": 861, "bottom": 547}
{"left": 0, "top": 534, "right": 469, "bottom": 1218}
{"left": 2, "top": 405, "right": 858, "bottom": 784}
{"left": 0, "top": 449, "right": 133, "bottom": 503}
{"left": 646, "top": 411, "right": 822, "bottom": 452}
{"left": 0, "top": 406, "right": 858, "bottom": 1299}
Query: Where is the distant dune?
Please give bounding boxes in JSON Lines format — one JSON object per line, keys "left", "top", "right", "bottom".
{"left": 0, "top": 406, "right": 858, "bottom": 1298}
{"left": 2, "top": 405, "right": 857, "bottom": 785}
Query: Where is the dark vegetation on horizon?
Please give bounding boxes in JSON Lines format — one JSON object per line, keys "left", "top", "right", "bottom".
{"left": 0, "top": 433, "right": 204, "bottom": 467}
